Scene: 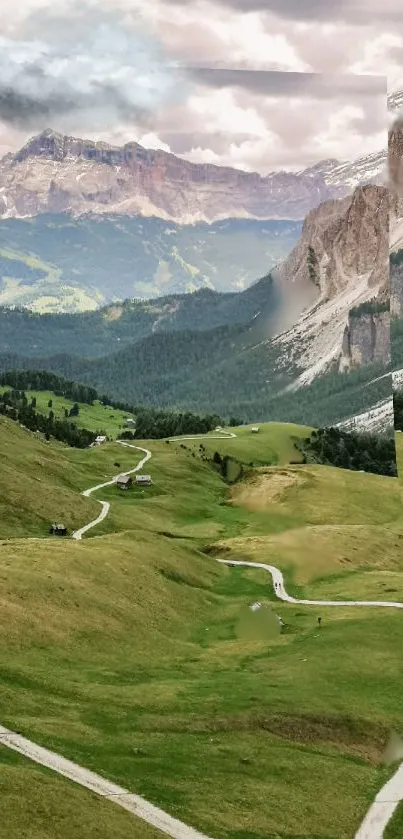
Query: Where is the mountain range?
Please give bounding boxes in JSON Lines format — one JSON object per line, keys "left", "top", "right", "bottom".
{"left": 0, "top": 126, "right": 388, "bottom": 309}
{"left": 0, "top": 179, "right": 390, "bottom": 426}
{"left": 0, "top": 129, "right": 385, "bottom": 225}
{"left": 0, "top": 111, "right": 395, "bottom": 428}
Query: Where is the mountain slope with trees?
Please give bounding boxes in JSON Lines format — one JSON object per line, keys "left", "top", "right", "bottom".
{"left": 0, "top": 274, "right": 279, "bottom": 358}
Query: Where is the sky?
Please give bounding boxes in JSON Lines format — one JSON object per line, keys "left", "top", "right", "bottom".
{"left": 0, "top": 0, "right": 399, "bottom": 172}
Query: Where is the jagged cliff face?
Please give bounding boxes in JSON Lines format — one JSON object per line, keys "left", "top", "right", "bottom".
{"left": 391, "top": 256, "right": 403, "bottom": 317}
{"left": 0, "top": 129, "right": 380, "bottom": 224}
{"left": 273, "top": 184, "right": 389, "bottom": 383}
{"left": 341, "top": 311, "right": 390, "bottom": 369}
{"left": 389, "top": 119, "right": 403, "bottom": 254}
{"left": 277, "top": 184, "right": 388, "bottom": 299}
{"left": 389, "top": 120, "right": 403, "bottom": 321}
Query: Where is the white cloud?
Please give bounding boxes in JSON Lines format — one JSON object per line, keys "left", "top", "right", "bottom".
{"left": 0, "top": 0, "right": 394, "bottom": 172}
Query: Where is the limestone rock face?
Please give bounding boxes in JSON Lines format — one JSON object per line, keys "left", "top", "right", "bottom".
{"left": 341, "top": 311, "right": 390, "bottom": 369}
{"left": 274, "top": 184, "right": 389, "bottom": 383}
{"left": 0, "top": 128, "right": 383, "bottom": 224}
{"left": 277, "top": 184, "right": 388, "bottom": 300}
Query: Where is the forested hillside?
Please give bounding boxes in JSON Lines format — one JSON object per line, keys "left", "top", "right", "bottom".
{"left": 299, "top": 427, "right": 397, "bottom": 476}
{"left": 0, "top": 344, "right": 390, "bottom": 427}
{"left": 0, "top": 274, "right": 278, "bottom": 358}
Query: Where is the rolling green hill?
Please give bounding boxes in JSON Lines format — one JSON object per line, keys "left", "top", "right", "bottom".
{"left": 1, "top": 414, "right": 403, "bottom": 838}
{"left": 0, "top": 415, "right": 144, "bottom": 538}
{"left": 0, "top": 386, "right": 133, "bottom": 437}
{"left": 0, "top": 214, "right": 300, "bottom": 311}
{"left": 1, "top": 747, "right": 164, "bottom": 839}
{"left": 170, "top": 421, "right": 311, "bottom": 466}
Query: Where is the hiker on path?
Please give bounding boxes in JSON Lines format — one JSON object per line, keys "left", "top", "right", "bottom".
{"left": 318, "top": 616, "right": 322, "bottom": 627}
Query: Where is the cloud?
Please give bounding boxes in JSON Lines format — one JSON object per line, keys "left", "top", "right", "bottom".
{"left": 0, "top": 11, "right": 186, "bottom": 131}
{"left": 168, "top": 0, "right": 403, "bottom": 25}
{"left": 188, "top": 69, "right": 385, "bottom": 100}
{"left": 0, "top": 0, "right": 392, "bottom": 174}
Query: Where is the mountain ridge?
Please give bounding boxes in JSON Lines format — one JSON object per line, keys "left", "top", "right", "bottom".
{"left": 0, "top": 128, "right": 385, "bottom": 224}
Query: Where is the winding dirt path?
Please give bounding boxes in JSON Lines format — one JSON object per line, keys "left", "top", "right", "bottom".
{"left": 217, "top": 559, "right": 403, "bottom": 610}
{"left": 2, "top": 433, "right": 402, "bottom": 839}
{"left": 0, "top": 725, "right": 211, "bottom": 839}
{"left": 71, "top": 443, "right": 152, "bottom": 540}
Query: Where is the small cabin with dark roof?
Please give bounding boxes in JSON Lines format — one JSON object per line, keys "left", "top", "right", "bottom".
{"left": 117, "top": 474, "right": 133, "bottom": 490}
{"left": 49, "top": 523, "right": 67, "bottom": 536}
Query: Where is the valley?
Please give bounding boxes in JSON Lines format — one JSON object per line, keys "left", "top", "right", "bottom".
{"left": 0, "top": 63, "right": 399, "bottom": 839}
{"left": 0, "top": 215, "right": 300, "bottom": 309}
{"left": 0, "top": 387, "right": 403, "bottom": 839}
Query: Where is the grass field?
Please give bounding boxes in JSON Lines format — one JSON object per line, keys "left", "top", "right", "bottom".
{"left": 169, "top": 421, "right": 311, "bottom": 466}
{"left": 385, "top": 801, "right": 403, "bottom": 838}
{"left": 1, "top": 415, "right": 403, "bottom": 839}
{"left": 0, "top": 387, "right": 133, "bottom": 437}
{"left": 0, "top": 747, "right": 165, "bottom": 839}
{"left": 0, "top": 416, "right": 143, "bottom": 538}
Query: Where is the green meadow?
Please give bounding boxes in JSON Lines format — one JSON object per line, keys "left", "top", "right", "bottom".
{"left": 0, "top": 412, "right": 402, "bottom": 838}
{"left": 0, "top": 386, "right": 133, "bottom": 437}
{"left": 169, "top": 421, "right": 311, "bottom": 466}
{"left": 385, "top": 801, "right": 403, "bottom": 838}
{"left": 0, "top": 746, "right": 165, "bottom": 839}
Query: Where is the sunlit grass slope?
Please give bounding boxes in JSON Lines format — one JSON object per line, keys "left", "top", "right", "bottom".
{"left": 0, "top": 421, "right": 402, "bottom": 838}
{"left": 0, "top": 386, "right": 133, "bottom": 437}
{"left": 0, "top": 747, "right": 166, "bottom": 839}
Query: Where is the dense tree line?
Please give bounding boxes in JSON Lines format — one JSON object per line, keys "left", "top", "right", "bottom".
{"left": 390, "top": 249, "right": 403, "bottom": 267}
{"left": 124, "top": 408, "right": 223, "bottom": 439}
{"left": 349, "top": 299, "right": 390, "bottom": 318}
{"left": 0, "top": 390, "right": 96, "bottom": 448}
{"left": 0, "top": 273, "right": 277, "bottom": 359}
{"left": 0, "top": 371, "right": 231, "bottom": 444}
{"left": 393, "top": 389, "right": 403, "bottom": 431}
{"left": 391, "top": 317, "right": 403, "bottom": 369}
{"left": 0, "top": 370, "right": 97, "bottom": 405}
{"left": 297, "top": 426, "right": 397, "bottom": 477}
{"left": 0, "top": 349, "right": 391, "bottom": 428}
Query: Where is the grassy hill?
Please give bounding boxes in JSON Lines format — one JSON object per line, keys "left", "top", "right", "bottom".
{"left": 0, "top": 416, "right": 144, "bottom": 538}
{"left": 1, "top": 747, "right": 165, "bottom": 839}
{"left": 169, "top": 422, "right": 312, "bottom": 466}
{"left": 0, "top": 386, "right": 133, "bottom": 437}
{"left": 1, "top": 415, "right": 403, "bottom": 838}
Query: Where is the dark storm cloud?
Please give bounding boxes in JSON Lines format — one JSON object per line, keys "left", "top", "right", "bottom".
{"left": 0, "top": 79, "right": 151, "bottom": 129}
{"left": 0, "top": 11, "right": 185, "bottom": 132}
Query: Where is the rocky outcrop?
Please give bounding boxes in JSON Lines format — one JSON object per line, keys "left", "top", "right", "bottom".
{"left": 341, "top": 310, "right": 390, "bottom": 370}
{"left": 273, "top": 184, "right": 389, "bottom": 383}
{"left": 391, "top": 255, "right": 403, "bottom": 316}
{"left": 389, "top": 119, "right": 403, "bottom": 254}
{"left": 0, "top": 128, "right": 381, "bottom": 224}
{"left": 277, "top": 184, "right": 388, "bottom": 300}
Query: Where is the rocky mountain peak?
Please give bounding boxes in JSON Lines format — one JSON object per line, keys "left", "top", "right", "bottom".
{"left": 0, "top": 128, "right": 385, "bottom": 224}
{"left": 273, "top": 182, "right": 389, "bottom": 384}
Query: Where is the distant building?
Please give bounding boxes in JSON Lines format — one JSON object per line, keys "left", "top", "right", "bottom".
{"left": 94, "top": 435, "right": 108, "bottom": 445}
{"left": 49, "top": 523, "right": 67, "bottom": 536}
{"left": 117, "top": 474, "right": 133, "bottom": 490}
{"left": 136, "top": 474, "right": 152, "bottom": 485}
{"left": 125, "top": 418, "right": 136, "bottom": 428}
{"left": 251, "top": 426, "right": 260, "bottom": 433}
